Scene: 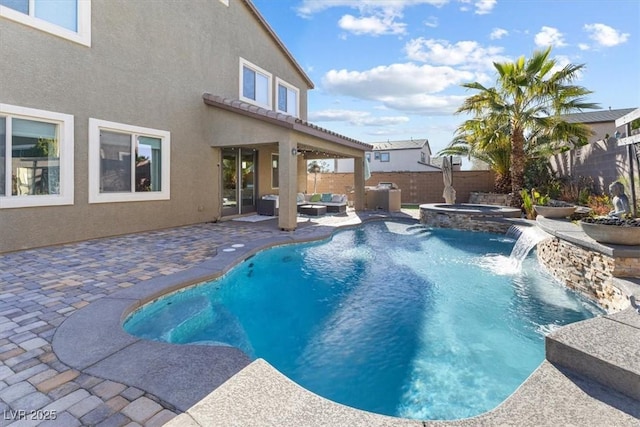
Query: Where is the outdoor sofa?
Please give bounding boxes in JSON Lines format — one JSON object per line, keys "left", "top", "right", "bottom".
{"left": 298, "top": 193, "right": 348, "bottom": 214}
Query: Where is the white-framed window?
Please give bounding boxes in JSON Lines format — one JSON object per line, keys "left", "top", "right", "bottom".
{"left": 0, "top": 104, "right": 74, "bottom": 209}
{"left": 89, "top": 118, "right": 170, "bottom": 204}
{"left": 271, "top": 154, "right": 279, "bottom": 189}
{"left": 380, "top": 152, "right": 390, "bottom": 162}
{"left": 275, "top": 77, "right": 299, "bottom": 117}
{"left": 0, "top": 0, "right": 91, "bottom": 47}
{"left": 239, "top": 58, "right": 272, "bottom": 109}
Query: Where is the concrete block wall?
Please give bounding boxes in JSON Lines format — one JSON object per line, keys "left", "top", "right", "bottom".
{"left": 468, "top": 192, "right": 513, "bottom": 206}
{"left": 306, "top": 171, "right": 495, "bottom": 204}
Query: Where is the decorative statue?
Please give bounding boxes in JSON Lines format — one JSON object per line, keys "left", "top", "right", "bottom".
{"left": 608, "top": 181, "right": 630, "bottom": 218}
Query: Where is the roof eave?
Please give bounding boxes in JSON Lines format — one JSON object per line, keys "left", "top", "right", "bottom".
{"left": 241, "top": 0, "right": 314, "bottom": 89}
{"left": 203, "top": 93, "right": 373, "bottom": 152}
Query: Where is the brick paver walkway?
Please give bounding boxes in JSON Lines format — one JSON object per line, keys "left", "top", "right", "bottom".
{"left": 0, "top": 211, "right": 418, "bottom": 426}
{"left": 0, "top": 219, "right": 305, "bottom": 426}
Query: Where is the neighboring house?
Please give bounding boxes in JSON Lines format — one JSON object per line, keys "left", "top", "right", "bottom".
{"left": 0, "top": 0, "right": 371, "bottom": 253}
{"left": 549, "top": 108, "right": 637, "bottom": 194}
{"left": 430, "top": 156, "right": 463, "bottom": 172}
{"left": 337, "top": 139, "right": 441, "bottom": 173}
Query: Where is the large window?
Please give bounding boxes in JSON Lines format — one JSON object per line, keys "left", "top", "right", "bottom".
{"left": 0, "top": 104, "right": 74, "bottom": 209}
{"left": 0, "top": 0, "right": 91, "bottom": 46}
{"left": 240, "top": 58, "right": 272, "bottom": 109}
{"left": 89, "top": 119, "right": 170, "bottom": 203}
{"left": 276, "top": 78, "right": 299, "bottom": 117}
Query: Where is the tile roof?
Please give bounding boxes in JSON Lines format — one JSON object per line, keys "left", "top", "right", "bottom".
{"left": 561, "top": 108, "right": 637, "bottom": 124}
{"left": 202, "top": 93, "right": 373, "bottom": 151}
{"left": 370, "top": 139, "right": 429, "bottom": 151}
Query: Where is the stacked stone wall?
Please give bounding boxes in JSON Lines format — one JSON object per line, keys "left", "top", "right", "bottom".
{"left": 537, "top": 237, "right": 629, "bottom": 311}
{"left": 419, "top": 210, "right": 512, "bottom": 234}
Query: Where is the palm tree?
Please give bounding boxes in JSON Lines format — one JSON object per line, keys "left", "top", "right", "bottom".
{"left": 308, "top": 160, "right": 323, "bottom": 194}
{"left": 441, "top": 116, "right": 512, "bottom": 192}
{"left": 452, "top": 47, "right": 598, "bottom": 206}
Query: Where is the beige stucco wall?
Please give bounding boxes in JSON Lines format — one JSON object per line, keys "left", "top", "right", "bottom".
{"left": 0, "top": 0, "right": 312, "bottom": 252}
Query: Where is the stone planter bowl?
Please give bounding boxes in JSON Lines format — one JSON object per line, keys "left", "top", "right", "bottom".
{"left": 534, "top": 205, "right": 576, "bottom": 218}
{"left": 579, "top": 221, "right": 640, "bottom": 245}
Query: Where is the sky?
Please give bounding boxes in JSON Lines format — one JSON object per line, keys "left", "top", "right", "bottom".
{"left": 251, "top": 0, "right": 640, "bottom": 164}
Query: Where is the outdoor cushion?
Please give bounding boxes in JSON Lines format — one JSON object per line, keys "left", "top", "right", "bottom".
{"left": 297, "top": 193, "right": 305, "bottom": 203}
{"left": 310, "top": 193, "right": 322, "bottom": 202}
{"left": 331, "top": 194, "right": 343, "bottom": 203}
{"left": 321, "top": 193, "right": 333, "bottom": 202}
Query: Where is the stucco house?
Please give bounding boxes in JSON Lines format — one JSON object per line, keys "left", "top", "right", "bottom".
{"left": 336, "top": 139, "right": 441, "bottom": 173}
{"left": 0, "top": 0, "right": 371, "bottom": 253}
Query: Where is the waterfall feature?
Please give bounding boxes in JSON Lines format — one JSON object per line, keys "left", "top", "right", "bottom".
{"left": 506, "top": 225, "right": 550, "bottom": 268}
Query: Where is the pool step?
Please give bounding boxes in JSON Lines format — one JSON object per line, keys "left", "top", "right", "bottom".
{"left": 545, "top": 310, "right": 640, "bottom": 401}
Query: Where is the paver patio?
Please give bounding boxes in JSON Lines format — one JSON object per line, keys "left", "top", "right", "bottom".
{"left": 0, "top": 211, "right": 415, "bottom": 426}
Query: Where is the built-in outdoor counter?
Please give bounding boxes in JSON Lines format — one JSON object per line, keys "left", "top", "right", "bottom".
{"left": 535, "top": 216, "right": 640, "bottom": 312}
{"left": 365, "top": 186, "right": 401, "bottom": 212}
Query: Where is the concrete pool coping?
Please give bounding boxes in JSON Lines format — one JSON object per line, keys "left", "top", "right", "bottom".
{"left": 420, "top": 203, "right": 522, "bottom": 217}
{"left": 51, "top": 214, "right": 640, "bottom": 426}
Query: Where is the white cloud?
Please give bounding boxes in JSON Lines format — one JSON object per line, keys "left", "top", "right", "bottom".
{"left": 489, "top": 28, "right": 508, "bottom": 40}
{"left": 534, "top": 26, "right": 567, "bottom": 48}
{"left": 380, "top": 93, "right": 468, "bottom": 114}
{"left": 322, "top": 63, "right": 473, "bottom": 114}
{"left": 584, "top": 23, "right": 630, "bottom": 47}
{"left": 578, "top": 43, "right": 590, "bottom": 51}
{"left": 423, "top": 16, "right": 439, "bottom": 28}
{"left": 308, "top": 109, "right": 410, "bottom": 126}
{"left": 457, "top": 0, "right": 496, "bottom": 14}
{"left": 324, "top": 63, "right": 473, "bottom": 96}
{"left": 404, "top": 38, "right": 508, "bottom": 70}
{"left": 474, "top": 0, "right": 496, "bottom": 15}
{"left": 296, "top": 0, "right": 449, "bottom": 36}
{"left": 296, "top": 0, "right": 449, "bottom": 17}
{"left": 338, "top": 14, "right": 407, "bottom": 36}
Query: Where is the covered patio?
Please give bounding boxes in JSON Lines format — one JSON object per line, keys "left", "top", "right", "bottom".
{"left": 203, "top": 93, "right": 373, "bottom": 231}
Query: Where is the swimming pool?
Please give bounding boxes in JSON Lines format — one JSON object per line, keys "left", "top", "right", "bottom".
{"left": 124, "top": 221, "right": 602, "bottom": 420}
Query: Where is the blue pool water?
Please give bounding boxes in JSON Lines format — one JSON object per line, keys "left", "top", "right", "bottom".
{"left": 124, "top": 221, "right": 603, "bottom": 420}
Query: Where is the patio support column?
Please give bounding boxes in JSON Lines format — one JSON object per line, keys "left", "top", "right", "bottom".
{"left": 353, "top": 156, "right": 365, "bottom": 211}
{"left": 278, "top": 137, "right": 298, "bottom": 231}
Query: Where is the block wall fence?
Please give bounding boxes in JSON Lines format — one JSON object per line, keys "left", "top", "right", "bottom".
{"left": 306, "top": 171, "right": 496, "bottom": 204}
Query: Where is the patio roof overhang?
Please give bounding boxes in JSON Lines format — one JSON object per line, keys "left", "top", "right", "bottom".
{"left": 202, "top": 93, "right": 371, "bottom": 230}
{"left": 202, "top": 93, "right": 373, "bottom": 157}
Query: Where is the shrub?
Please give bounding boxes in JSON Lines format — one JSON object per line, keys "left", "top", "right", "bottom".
{"left": 587, "top": 194, "right": 611, "bottom": 217}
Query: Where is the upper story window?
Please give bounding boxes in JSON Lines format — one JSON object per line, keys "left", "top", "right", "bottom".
{"left": 240, "top": 58, "right": 272, "bottom": 109}
{"left": 0, "top": 104, "right": 74, "bottom": 209}
{"left": 89, "top": 118, "right": 170, "bottom": 204}
{"left": 420, "top": 152, "right": 426, "bottom": 163}
{"left": 0, "top": 0, "right": 91, "bottom": 46}
{"left": 276, "top": 78, "right": 299, "bottom": 117}
{"left": 380, "top": 152, "right": 390, "bottom": 162}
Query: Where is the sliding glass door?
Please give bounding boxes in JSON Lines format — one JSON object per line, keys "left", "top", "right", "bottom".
{"left": 222, "top": 148, "right": 256, "bottom": 216}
